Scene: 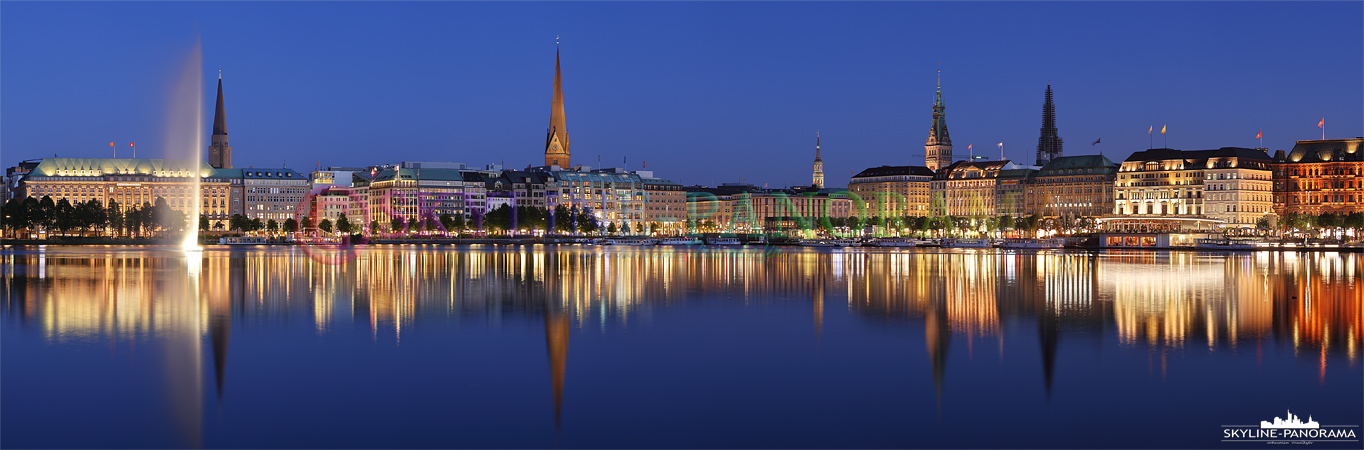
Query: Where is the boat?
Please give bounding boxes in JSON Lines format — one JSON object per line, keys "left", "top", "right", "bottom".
{"left": 942, "top": 238, "right": 993, "bottom": 248}
{"left": 872, "top": 238, "right": 918, "bottom": 247}
{"left": 801, "top": 239, "right": 861, "bottom": 247}
{"left": 1000, "top": 238, "right": 1065, "bottom": 249}
{"left": 707, "top": 237, "right": 742, "bottom": 245}
{"left": 658, "top": 237, "right": 702, "bottom": 245}
{"left": 1195, "top": 237, "right": 1257, "bottom": 250}
{"left": 218, "top": 236, "right": 269, "bottom": 245}
{"left": 606, "top": 238, "right": 658, "bottom": 246}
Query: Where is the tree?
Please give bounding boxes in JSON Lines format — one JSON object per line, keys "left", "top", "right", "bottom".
{"left": 107, "top": 200, "right": 124, "bottom": 237}
{"left": 416, "top": 217, "right": 426, "bottom": 233}
{"left": 199, "top": 214, "right": 211, "bottom": 231}
{"left": 439, "top": 213, "right": 454, "bottom": 234}
{"left": 319, "top": 218, "right": 333, "bottom": 233}
{"left": 606, "top": 222, "right": 617, "bottom": 235}
{"left": 284, "top": 217, "right": 299, "bottom": 233}
{"left": 2, "top": 198, "right": 24, "bottom": 235}
{"left": 451, "top": 214, "right": 466, "bottom": 235}
{"left": 649, "top": 222, "right": 659, "bottom": 235}
{"left": 36, "top": 196, "right": 56, "bottom": 232}
{"left": 369, "top": 220, "right": 380, "bottom": 236}
{"left": 54, "top": 198, "right": 75, "bottom": 235}
{"left": 267, "top": 219, "right": 279, "bottom": 233}
{"left": 302, "top": 217, "right": 314, "bottom": 230}
{"left": 554, "top": 206, "right": 573, "bottom": 234}
{"left": 407, "top": 217, "right": 419, "bottom": 234}
{"left": 229, "top": 214, "right": 245, "bottom": 232}
{"left": 251, "top": 218, "right": 264, "bottom": 232}
{"left": 485, "top": 205, "right": 512, "bottom": 234}
{"left": 391, "top": 217, "right": 405, "bottom": 233}
{"left": 337, "top": 213, "right": 353, "bottom": 234}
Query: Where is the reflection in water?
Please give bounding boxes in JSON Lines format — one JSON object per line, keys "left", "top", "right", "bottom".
{"left": 1, "top": 246, "right": 1360, "bottom": 441}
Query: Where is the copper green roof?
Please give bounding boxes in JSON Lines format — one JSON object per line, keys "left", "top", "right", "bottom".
{"left": 30, "top": 158, "right": 216, "bottom": 178}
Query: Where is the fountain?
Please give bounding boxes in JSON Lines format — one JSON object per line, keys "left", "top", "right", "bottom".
{"left": 165, "top": 36, "right": 204, "bottom": 251}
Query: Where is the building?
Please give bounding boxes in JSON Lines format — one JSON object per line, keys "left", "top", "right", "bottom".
{"left": 642, "top": 176, "right": 686, "bottom": 232}
{"left": 238, "top": 168, "right": 308, "bottom": 222}
{"left": 1112, "top": 147, "right": 1271, "bottom": 226}
{"left": 848, "top": 165, "right": 934, "bottom": 219}
{"left": 750, "top": 188, "right": 853, "bottom": 235}
{"left": 812, "top": 135, "right": 825, "bottom": 189}
{"left": 1035, "top": 84, "right": 1063, "bottom": 166}
{"left": 368, "top": 167, "right": 484, "bottom": 231}
{"left": 924, "top": 69, "right": 954, "bottom": 172}
{"left": 308, "top": 187, "right": 354, "bottom": 227}
{"left": 486, "top": 170, "right": 559, "bottom": 210}
{"left": 554, "top": 169, "right": 645, "bottom": 226}
{"left": 544, "top": 47, "right": 571, "bottom": 169}
{"left": 996, "top": 168, "right": 1036, "bottom": 218}
{"left": 1271, "top": 138, "right": 1364, "bottom": 216}
{"left": 14, "top": 157, "right": 232, "bottom": 226}
{"left": 1204, "top": 149, "right": 1274, "bottom": 226}
{"left": 1024, "top": 155, "right": 1118, "bottom": 218}
{"left": 930, "top": 160, "right": 1021, "bottom": 217}
{"left": 208, "top": 75, "right": 232, "bottom": 169}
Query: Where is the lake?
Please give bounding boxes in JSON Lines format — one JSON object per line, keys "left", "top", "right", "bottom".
{"left": 1, "top": 245, "right": 1359, "bottom": 448}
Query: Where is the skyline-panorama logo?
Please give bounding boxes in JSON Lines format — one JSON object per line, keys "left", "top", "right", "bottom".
{"left": 1222, "top": 410, "right": 1359, "bottom": 445}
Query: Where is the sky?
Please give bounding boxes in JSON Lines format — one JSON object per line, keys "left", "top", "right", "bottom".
{"left": 2, "top": 2, "right": 1361, "bottom": 188}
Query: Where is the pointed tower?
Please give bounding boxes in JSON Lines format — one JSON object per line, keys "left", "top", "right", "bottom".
{"left": 544, "top": 47, "right": 571, "bottom": 168}
{"left": 812, "top": 134, "right": 825, "bottom": 189}
{"left": 208, "top": 73, "right": 232, "bottom": 169}
{"left": 1036, "top": 84, "right": 1063, "bottom": 166}
{"left": 925, "top": 68, "right": 953, "bottom": 171}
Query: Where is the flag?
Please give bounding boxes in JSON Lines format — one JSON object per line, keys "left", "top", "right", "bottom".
{"left": 1318, "top": 118, "right": 1325, "bottom": 128}
{"left": 1256, "top": 131, "right": 1262, "bottom": 139}
{"left": 109, "top": 142, "right": 114, "bottom": 147}
{"left": 129, "top": 142, "right": 135, "bottom": 147}
{"left": 643, "top": 161, "right": 646, "bottom": 169}
{"left": 967, "top": 144, "right": 972, "bottom": 151}
{"left": 1160, "top": 125, "right": 1166, "bottom": 135}
{"left": 1092, "top": 138, "right": 1101, "bottom": 146}
{"left": 1148, "top": 126, "right": 1153, "bottom": 134}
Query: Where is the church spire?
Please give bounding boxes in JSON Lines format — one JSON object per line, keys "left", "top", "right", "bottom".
{"left": 924, "top": 64, "right": 953, "bottom": 171}
{"left": 1036, "top": 84, "right": 1063, "bottom": 166}
{"left": 544, "top": 44, "right": 571, "bottom": 168}
{"left": 208, "top": 74, "right": 232, "bottom": 169}
{"left": 812, "top": 132, "right": 824, "bottom": 189}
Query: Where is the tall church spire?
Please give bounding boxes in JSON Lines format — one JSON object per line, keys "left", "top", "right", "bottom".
{"left": 208, "top": 74, "right": 232, "bottom": 169}
{"left": 924, "top": 64, "right": 953, "bottom": 171}
{"left": 1036, "top": 84, "right": 1063, "bottom": 166}
{"left": 544, "top": 45, "right": 571, "bottom": 168}
{"left": 812, "top": 133, "right": 824, "bottom": 189}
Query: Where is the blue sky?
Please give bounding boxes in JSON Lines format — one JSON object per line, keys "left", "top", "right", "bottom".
{"left": 2, "top": 2, "right": 1360, "bottom": 187}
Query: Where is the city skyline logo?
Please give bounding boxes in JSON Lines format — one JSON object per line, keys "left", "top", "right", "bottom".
{"left": 1222, "top": 410, "right": 1358, "bottom": 445}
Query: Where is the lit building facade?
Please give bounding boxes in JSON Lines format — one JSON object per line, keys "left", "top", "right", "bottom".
{"left": 848, "top": 165, "right": 934, "bottom": 219}
{"left": 1204, "top": 150, "right": 1274, "bottom": 226}
{"left": 930, "top": 160, "right": 1020, "bottom": 217}
{"left": 1271, "top": 138, "right": 1364, "bottom": 216}
{"left": 368, "top": 168, "right": 484, "bottom": 230}
{"left": 15, "top": 158, "right": 233, "bottom": 226}
{"left": 553, "top": 170, "right": 645, "bottom": 225}
{"left": 1024, "top": 155, "right": 1118, "bottom": 218}
{"left": 642, "top": 177, "right": 686, "bottom": 230}
{"left": 1113, "top": 147, "right": 1269, "bottom": 220}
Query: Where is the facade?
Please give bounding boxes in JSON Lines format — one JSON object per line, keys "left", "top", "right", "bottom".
{"left": 1271, "top": 138, "right": 1364, "bottom": 216}
{"left": 848, "top": 165, "right": 934, "bottom": 219}
{"left": 995, "top": 168, "right": 1036, "bottom": 218}
{"left": 1024, "top": 155, "right": 1118, "bottom": 218}
{"left": 239, "top": 168, "right": 307, "bottom": 222}
{"left": 544, "top": 48, "right": 571, "bottom": 169}
{"left": 930, "top": 160, "right": 1020, "bottom": 217}
{"left": 208, "top": 76, "right": 232, "bottom": 169}
{"left": 924, "top": 71, "right": 954, "bottom": 172}
{"left": 554, "top": 169, "right": 645, "bottom": 225}
{"left": 1204, "top": 150, "right": 1274, "bottom": 226}
{"left": 309, "top": 187, "right": 354, "bottom": 226}
{"left": 368, "top": 168, "right": 485, "bottom": 231}
{"left": 14, "top": 158, "right": 233, "bottom": 225}
{"left": 812, "top": 136, "right": 825, "bottom": 189}
{"left": 642, "top": 177, "right": 686, "bottom": 230}
{"left": 487, "top": 171, "right": 559, "bottom": 210}
{"left": 1113, "top": 147, "right": 1270, "bottom": 222}
{"left": 750, "top": 188, "right": 853, "bottom": 234}
{"left": 1035, "top": 84, "right": 1063, "bottom": 166}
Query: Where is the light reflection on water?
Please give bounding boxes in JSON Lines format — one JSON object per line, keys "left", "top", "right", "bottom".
{"left": 0, "top": 245, "right": 1359, "bottom": 448}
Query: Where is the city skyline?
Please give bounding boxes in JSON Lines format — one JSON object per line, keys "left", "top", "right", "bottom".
{"left": 2, "top": 2, "right": 1361, "bottom": 188}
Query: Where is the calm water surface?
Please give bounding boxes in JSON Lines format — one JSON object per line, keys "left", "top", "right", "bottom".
{"left": 2, "top": 245, "right": 1360, "bottom": 448}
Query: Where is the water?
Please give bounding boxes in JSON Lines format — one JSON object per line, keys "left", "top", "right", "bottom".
{"left": 2, "top": 245, "right": 1359, "bottom": 448}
